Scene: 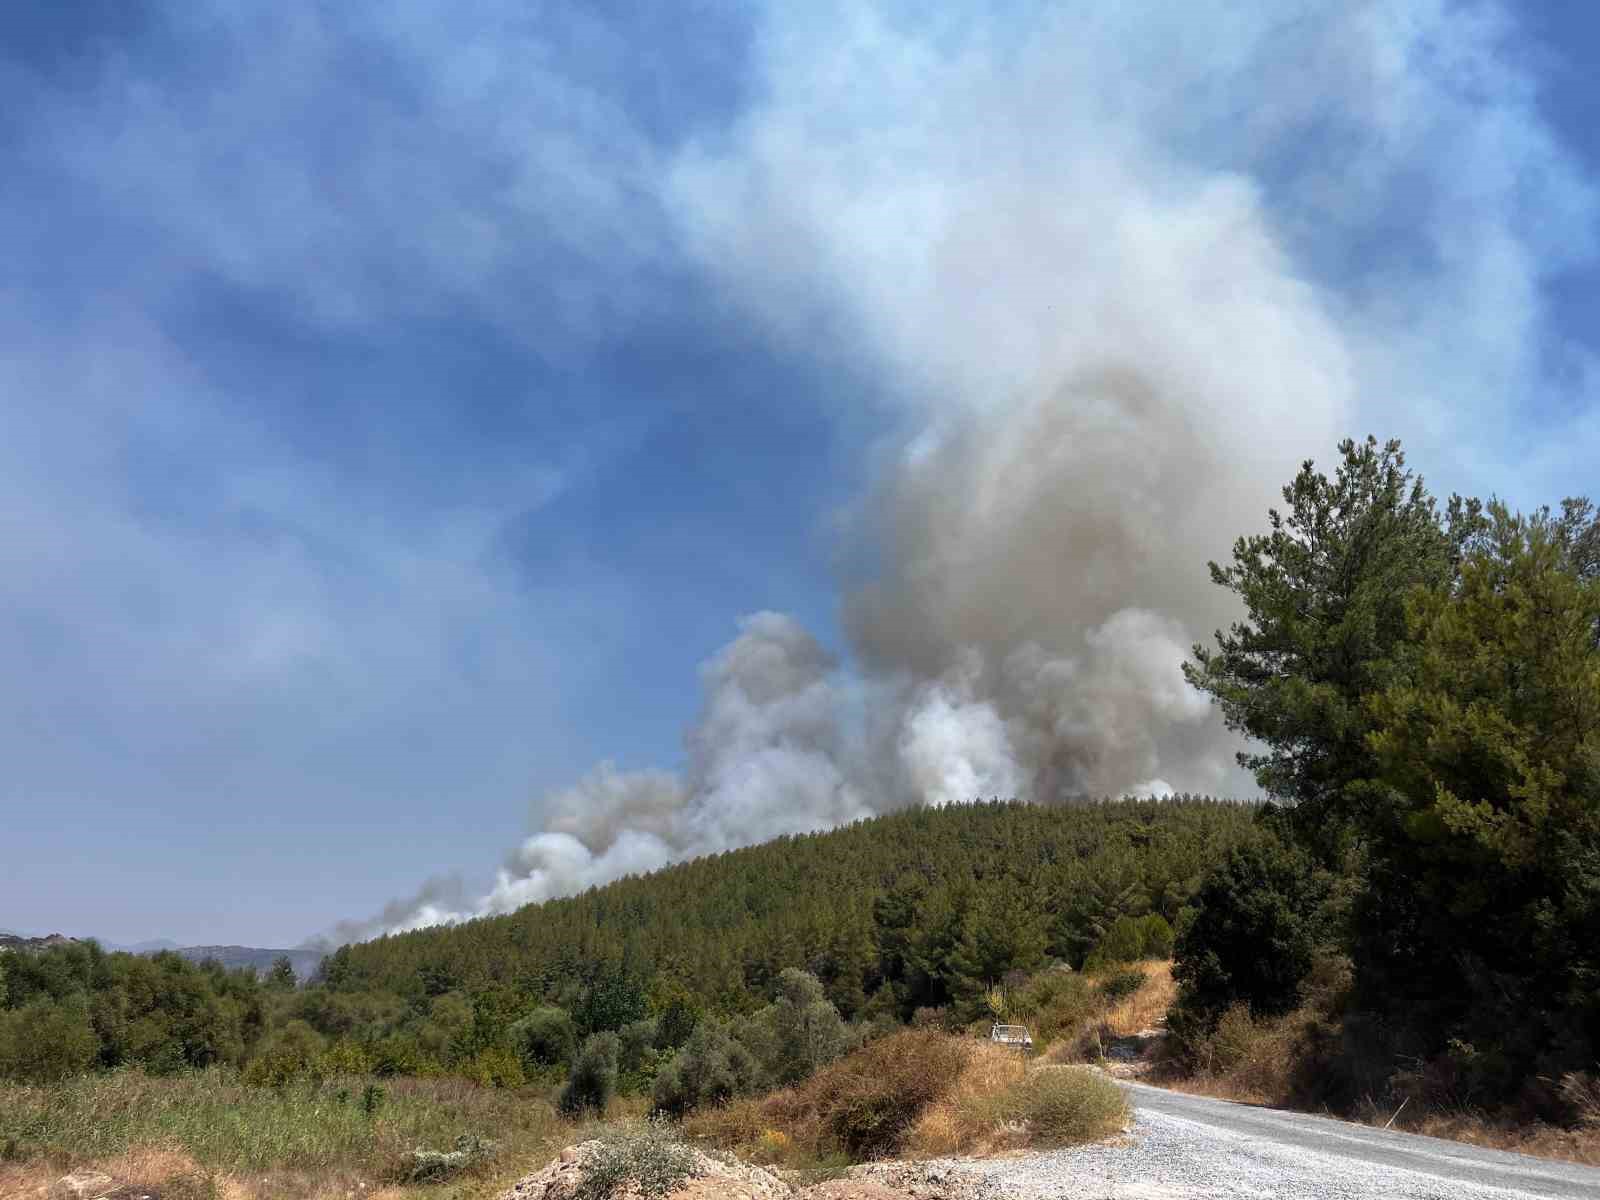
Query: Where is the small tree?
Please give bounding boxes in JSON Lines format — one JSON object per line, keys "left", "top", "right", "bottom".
{"left": 766, "top": 969, "right": 848, "bottom": 1084}
{"left": 266, "top": 956, "right": 297, "bottom": 992}
{"left": 647, "top": 978, "right": 700, "bottom": 1050}
{"left": 560, "top": 1031, "right": 620, "bottom": 1115}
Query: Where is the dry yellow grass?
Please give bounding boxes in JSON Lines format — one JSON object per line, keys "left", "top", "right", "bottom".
{"left": 902, "top": 1040, "right": 1026, "bottom": 1157}
{"left": 1097, "top": 962, "right": 1176, "bottom": 1038}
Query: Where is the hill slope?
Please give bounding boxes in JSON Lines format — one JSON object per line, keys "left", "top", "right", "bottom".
{"left": 325, "top": 797, "right": 1256, "bottom": 1017}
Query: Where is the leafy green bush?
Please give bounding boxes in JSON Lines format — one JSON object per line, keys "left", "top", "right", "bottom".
{"left": 0, "top": 1000, "right": 98, "bottom": 1082}
{"left": 1095, "top": 969, "right": 1144, "bottom": 1003}
{"left": 1173, "top": 836, "right": 1329, "bottom": 1022}
{"left": 462, "top": 1046, "right": 525, "bottom": 1089}
{"left": 1017, "top": 971, "right": 1095, "bottom": 1044}
{"left": 1084, "top": 913, "right": 1175, "bottom": 968}
{"left": 561, "top": 1032, "right": 621, "bottom": 1115}
{"left": 512, "top": 1006, "right": 577, "bottom": 1072}
{"left": 1132, "top": 913, "right": 1175, "bottom": 960}
{"left": 240, "top": 1020, "right": 326, "bottom": 1087}
{"left": 574, "top": 1121, "right": 698, "bottom": 1200}
{"left": 652, "top": 1022, "right": 765, "bottom": 1116}
{"left": 616, "top": 1018, "right": 660, "bottom": 1092}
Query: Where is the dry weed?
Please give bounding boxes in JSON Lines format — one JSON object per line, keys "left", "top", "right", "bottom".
{"left": 903, "top": 1042, "right": 1025, "bottom": 1157}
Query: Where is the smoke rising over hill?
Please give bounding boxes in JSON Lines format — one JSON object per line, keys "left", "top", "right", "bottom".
{"left": 329, "top": 3, "right": 1594, "bottom": 943}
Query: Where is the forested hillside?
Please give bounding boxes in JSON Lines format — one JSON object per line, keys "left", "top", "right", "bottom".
{"left": 321, "top": 797, "right": 1251, "bottom": 1014}
{"left": 1, "top": 797, "right": 1252, "bottom": 1084}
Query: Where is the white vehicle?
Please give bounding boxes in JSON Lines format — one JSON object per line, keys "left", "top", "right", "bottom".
{"left": 989, "top": 1022, "right": 1034, "bottom": 1049}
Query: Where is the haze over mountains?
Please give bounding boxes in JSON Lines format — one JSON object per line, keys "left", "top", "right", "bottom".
{"left": 1, "top": 929, "right": 324, "bottom": 981}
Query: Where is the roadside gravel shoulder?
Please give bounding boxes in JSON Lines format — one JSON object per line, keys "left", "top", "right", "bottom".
{"left": 933, "top": 1080, "right": 1600, "bottom": 1200}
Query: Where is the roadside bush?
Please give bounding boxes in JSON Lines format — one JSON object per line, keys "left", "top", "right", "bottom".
{"left": 1017, "top": 971, "right": 1095, "bottom": 1045}
{"left": 971, "top": 1066, "right": 1128, "bottom": 1145}
{"left": 653, "top": 1021, "right": 765, "bottom": 1116}
{"left": 574, "top": 1120, "right": 698, "bottom": 1200}
{"left": 561, "top": 1032, "right": 620, "bottom": 1116}
{"left": 764, "top": 1029, "right": 967, "bottom": 1158}
{"left": 1559, "top": 1072, "right": 1600, "bottom": 1129}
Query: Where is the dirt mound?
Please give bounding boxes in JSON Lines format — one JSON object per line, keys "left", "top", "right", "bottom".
{"left": 499, "top": 1144, "right": 993, "bottom": 1200}
{"left": 500, "top": 1140, "right": 790, "bottom": 1200}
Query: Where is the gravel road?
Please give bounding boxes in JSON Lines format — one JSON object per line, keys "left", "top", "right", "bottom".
{"left": 947, "top": 1080, "right": 1600, "bottom": 1200}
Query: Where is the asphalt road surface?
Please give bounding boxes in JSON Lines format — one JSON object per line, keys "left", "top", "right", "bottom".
{"left": 951, "top": 1079, "right": 1600, "bottom": 1199}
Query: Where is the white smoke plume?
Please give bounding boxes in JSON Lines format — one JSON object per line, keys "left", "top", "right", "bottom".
{"left": 477, "top": 612, "right": 870, "bottom": 918}
{"left": 333, "top": 2, "right": 1595, "bottom": 941}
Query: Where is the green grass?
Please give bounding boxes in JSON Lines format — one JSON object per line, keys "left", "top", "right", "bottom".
{"left": 0, "top": 1068, "right": 562, "bottom": 1180}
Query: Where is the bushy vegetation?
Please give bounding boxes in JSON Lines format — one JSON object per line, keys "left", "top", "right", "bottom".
{"left": 974, "top": 1066, "right": 1128, "bottom": 1144}
{"left": 690, "top": 1015, "right": 1132, "bottom": 1166}
{"left": 750, "top": 1029, "right": 972, "bottom": 1158}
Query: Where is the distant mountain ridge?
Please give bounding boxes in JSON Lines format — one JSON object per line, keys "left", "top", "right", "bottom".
{"left": 0, "top": 931, "right": 78, "bottom": 953}
{"left": 2, "top": 930, "right": 324, "bottom": 982}
{"left": 160, "top": 945, "right": 326, "bottom": 980}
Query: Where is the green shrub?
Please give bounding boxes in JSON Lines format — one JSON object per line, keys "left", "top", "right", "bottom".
{"left": 1133, "top": 913, "right": 1175, "bottom": 959}
{"left": 0, "top": 1000, "right": 98, "bottom": 1082}
{"left": 1173, "top": 837, "right": 1329, "bottom": 1021}
{"left": 979, "top": 1066, "right": 1127, "bottom": 1144}
{"left": 652, "top": 1022, "right": 765, "bottom": 1116}
{"left": 574, "top": 1120, "right": 698, "bottom": 1200}
{"left": 648, "top": 982, "right": 701, "bottom": 1052}
{"left": 512, "top": 1006, "right": 577, "bottom": 1072}
{"left": 617, "top": 1018, "right": 660, "bottom": 1092}
{"left": 1095, "top": 969, "right": 1145, "bottom": 1003}
{"left": 463, "top": 1046, "right": 525, "bottom": 1089}
{"left": 561, "top": 1032, "right": 620, "bottom": 1115}
{"left": 1084, "top": 916, "right": 1146, "bottom": 966}
{"left": 240, "top": 1020, "right": 325, "bottom": 1087}
{"left": 1018, "top": 971, "right": 1095, "bottom": 1044}
{"left": 1085, "top": 913, "right": 1175, "bottom": 969}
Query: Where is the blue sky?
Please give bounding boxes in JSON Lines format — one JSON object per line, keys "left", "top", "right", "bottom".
{"left": 4, "top": 2, "right": 1599, "bottom": 947}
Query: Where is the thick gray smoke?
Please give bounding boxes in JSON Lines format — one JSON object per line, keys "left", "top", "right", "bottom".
{"left": 331, "top": 2, "right": 1592, "bottom": 941}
